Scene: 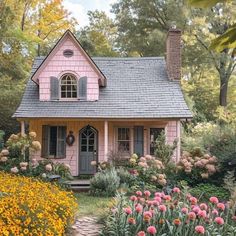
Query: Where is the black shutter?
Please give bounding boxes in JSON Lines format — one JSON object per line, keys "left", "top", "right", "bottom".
{"left": 42, "top": 125, "right": 50, "bottom": 158}
{"left": 78, "top": 76, "right": 87, "bottom": 100}
{"left": 50, "top": 76, "right": 59, "bottom": 100}
{"left": 134, "top": 126, "right": 144, "bottom": 156}
{"left": 56, "top": 126, "right": 66, "bottom": 158}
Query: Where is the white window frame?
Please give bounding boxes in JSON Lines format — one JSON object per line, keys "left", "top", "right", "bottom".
{"left": 60, "top": 73, "right": 77, "bottom": 99}
{"left": 115, "top": 127, "right": 132, "bottom": 154}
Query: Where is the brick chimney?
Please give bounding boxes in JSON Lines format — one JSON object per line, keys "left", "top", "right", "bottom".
{"left": 166, "top": 27, "right": 181, "bottom": 80}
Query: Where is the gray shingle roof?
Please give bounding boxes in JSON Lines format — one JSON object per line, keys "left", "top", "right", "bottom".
{"left": 14, "top": 57, "right": 192, "bottom": 119}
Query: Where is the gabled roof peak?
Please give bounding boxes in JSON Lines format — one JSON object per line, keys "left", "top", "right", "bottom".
{"left": 31, "top": 30, "right": 107, "bottom": 87}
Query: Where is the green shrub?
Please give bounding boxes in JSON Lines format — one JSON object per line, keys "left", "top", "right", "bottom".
{"left": 90, "top": 167, "right": 120, "bottom": 196}
{"left": 154, "top": 130, "right": 177, "bottom": 165}
{"left": 116, "top": 167, "right": 135, "bottom": 186}
{"left": 190, "top": 183, "right": 230, "bottom": 202}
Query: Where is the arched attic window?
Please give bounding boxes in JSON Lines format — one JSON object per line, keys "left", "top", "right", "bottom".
{"left": 60, "top": 74, "right": 77, "bottom": 98}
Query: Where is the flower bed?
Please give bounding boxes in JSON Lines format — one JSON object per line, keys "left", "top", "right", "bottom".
{"left": 102, "top": 188, "right": 236, "bottom": 235}
{"left": 0, "top": 172, "right": 78, "bottom": 235}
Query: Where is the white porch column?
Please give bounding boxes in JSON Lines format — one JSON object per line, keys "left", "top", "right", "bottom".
{"left": 176, "top": 120, "right": 181, "bottom": 162}
{"left": 104, "top": 120, "right": 108, "bottom": 161}
{"left": 20, "top": 121, "right": 25, "bottom": 136}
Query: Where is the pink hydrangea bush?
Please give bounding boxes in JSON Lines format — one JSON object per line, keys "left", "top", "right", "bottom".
{"left": 102, "top": 188, "right": 236, "bottom": 235}
{"left": 177, "top": 151, "right": 218, "bottom": 179}
{"left": 127, "top": 154, "right": 167, "bottom": 190}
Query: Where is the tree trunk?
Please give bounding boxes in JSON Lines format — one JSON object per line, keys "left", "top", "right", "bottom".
{"left": 219, "top": 79, "right": 228, "bottom": 107}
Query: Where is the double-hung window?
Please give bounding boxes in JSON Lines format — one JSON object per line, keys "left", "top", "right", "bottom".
{"left": 42, "top": 126, "right": 66, "bottom": 158}
{"left": 117, "top": 128, "right": 130, "bottom": 152}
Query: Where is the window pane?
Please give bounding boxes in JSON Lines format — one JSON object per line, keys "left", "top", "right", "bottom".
{"left": 49, "top": 127, "right": 57, "bottom": 156}
{"left": 150, "top": 128, "right": 164, "bottom": 155}
{"left": 118, "top": 141, "right": 129, "bottom": 152}
{"left": 60, "top": 74, "right": 77, "bottom": 98}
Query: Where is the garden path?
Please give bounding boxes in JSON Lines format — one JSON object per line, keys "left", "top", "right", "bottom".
{"left": 72, "top": 216, "right": 103, "bottom": 236}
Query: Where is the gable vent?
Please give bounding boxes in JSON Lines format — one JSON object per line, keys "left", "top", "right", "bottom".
{"left": 63, "top": 49, "right": 74, "bottom": 58}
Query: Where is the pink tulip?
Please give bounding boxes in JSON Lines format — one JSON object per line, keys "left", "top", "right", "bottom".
{"left": 137, "top": 231, "right": 146, "bottom": 236}
{"left": 212, "top": 209, "right": 219, "bottom": 216}
{"left": 130, "top": 195, "right": 137, "bottom": 201}
{"left": 136, "top": 191, "right": 142, "bottom": 196}
{"left": 143, "top": 211, "right": 152, "bottom": 218}
{"left": 209, "top": 197, "right": 219, "bottom": 204}
{"left": 135, "top": 204, "right": 143, "bottom": 213}
{"left": 190, "top": 197, "right": 198, "bottom": 205}
{"left": 147, "top": 226, "right": 157, "bottom": 235}
{"left": 199, "top": 203, "right": 208, "bottom": 210}
{"left": 158, "top": 205, "right": 167, "bottom": 212}
{"left": 188, "top": 212, "right": 196, "bottom": 220}
{"left": 195, "top": 225, "right": 205, "bottom": 234}
{"left": 124, "top": 207, "right": 132, "bottom": 215}
{"left": 181, "top": 207, "right": 188, "bottom": 214}
{"left": 144, "top": 190, "right": 151, "bottom": 197}
{"left": 173, "top": 187, "right": 180, "bottom": 193}
{"left": 198, "top": 210, "right": 207, "bottom": 218}
{"left": 154, "top": 192, "right": 162, "bottom": 198}
{"left": 217, "top": 203, "right": 225, "bottom": 211}
{"left": 214, "top": 217, "right": 224, "bottom": 225}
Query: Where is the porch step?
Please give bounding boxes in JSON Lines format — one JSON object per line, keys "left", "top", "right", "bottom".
{"left": 64, "top": 179, "right": 91, "bottom": 191}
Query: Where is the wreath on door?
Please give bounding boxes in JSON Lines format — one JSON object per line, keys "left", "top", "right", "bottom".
{"left": 66, "top": 131, "right": 75, "bottom": 146}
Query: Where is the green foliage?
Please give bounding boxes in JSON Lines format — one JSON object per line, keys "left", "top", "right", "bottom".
{"left": 102, "top": 189, "right": 236, "bottom": 236}
{"left": 53, "top": 162, "right": 73, "bottom": 180}
{"left": 77, "top": 10, "right": 118, "bottom": 57}
{"left": 90, "top": 167, "right": 120, "bottom": 197}
{"left": 0, "top": 130, "right": 4, "bottom": 150}
{"left": 116, "top": 167, "right": 135, "bottom": 186}
{"left": 154, "top": 130, "right": 177, "bottom": 165}
{"left": 188, "top": 0, "right": 236, "bottom": 51}
{"left": 111, "top": 0, "right": 188, "bottom": 56}
{"left": 190, "top": 183, "right": 230, "bottom": 202}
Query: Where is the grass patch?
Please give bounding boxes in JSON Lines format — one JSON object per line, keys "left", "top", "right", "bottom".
{"left": 75, "top": 192, "right": 112, "bottom": 218}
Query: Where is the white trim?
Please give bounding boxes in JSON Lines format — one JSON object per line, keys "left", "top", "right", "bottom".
{"left": 114, "top": 126, "right": 132, "bottom": 154}
{"left": 176, "top": 120, "right": 181, "bottom": 162}
{"left": 59, "top": 73, "right": 78, "bottom": 100}
{"left": 104, "top": 120, "right": 108, "bottom": 161}
{"left": 21, "top": 121, "right": 25, "bottom": 136}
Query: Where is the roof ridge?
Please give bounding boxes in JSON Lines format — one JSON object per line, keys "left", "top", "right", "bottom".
{"left": 92, "top": 57, "right": 164, "bottom": 60}
{"left": 34, "top": 56, "right": 164, "bottom": 61}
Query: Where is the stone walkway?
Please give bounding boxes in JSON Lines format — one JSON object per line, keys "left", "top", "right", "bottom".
{"left": 71, "top": 216, "right": 103, "bottom": 236}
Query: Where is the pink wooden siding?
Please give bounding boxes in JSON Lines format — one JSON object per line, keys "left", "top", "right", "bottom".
{"left": 29, "top": 119, "right": 181, "bottom": 176}
{"left": 38, "top": 35, "right": 99, "bottom": 101}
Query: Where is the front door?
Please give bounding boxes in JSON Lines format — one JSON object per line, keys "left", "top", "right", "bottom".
{"left": 79, "top": 125, "right": 98, "bottom": 174}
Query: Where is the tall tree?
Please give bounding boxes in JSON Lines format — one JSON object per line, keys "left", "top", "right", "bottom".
{"left": 184, "top": 3, "right": 236, "bottom": 107}
{"left": 111, "top": 0, "right": 189, "bottom": 56}
{"left": 23, "top": 0, "right": 77, "bottom": 56}
{"left": 189, "top": 0, "right": 236, "bottom": 51}
{"left": 77, "top": 10, "right": 118, "bottom": 57}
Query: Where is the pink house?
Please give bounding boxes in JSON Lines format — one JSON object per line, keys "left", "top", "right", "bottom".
{"left": 14, "top": 29, "right": 192, "bottom": 176}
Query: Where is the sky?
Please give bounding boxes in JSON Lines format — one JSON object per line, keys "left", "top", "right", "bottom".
{"left": 63, "top": 0, "right": 116, "bottom": 28}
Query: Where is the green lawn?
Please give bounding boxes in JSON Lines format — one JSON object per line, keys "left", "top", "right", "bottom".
{"left": 74, "top": 192, "right": 112, "bottom": 218}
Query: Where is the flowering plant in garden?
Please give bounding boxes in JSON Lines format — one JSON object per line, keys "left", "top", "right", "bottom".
{"left": 102, "top": 187, "right": 236, "bottom": 235}
{"left": 0, "top": 132, "right": 73, "bottom": 180}
{"left": 177, "top": 151, "right": 218, "bottom": 179}
{"left": 0, "top": 172, "right": 78, "bottom": 235}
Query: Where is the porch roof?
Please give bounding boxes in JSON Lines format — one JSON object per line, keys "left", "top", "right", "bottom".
{"left": 14, "top": 57, "right": 192, "bottom": 119}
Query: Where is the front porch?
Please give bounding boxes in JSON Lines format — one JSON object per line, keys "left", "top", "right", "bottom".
{"left": 19, "top": 118, "right": 181, "bottom": 176}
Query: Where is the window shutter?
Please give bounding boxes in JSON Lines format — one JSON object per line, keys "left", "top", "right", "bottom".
{"left": 42, "top": 125, "right": 50, "bottom": 158}
{"left": 50, "top": 76, "right": 59, "bottom": 100}
{"left": 134, "top": 126, "right": 144, "bottom": 156}
{"left": 56, "top": 126, "right": 66, "bottom": 158}
{"left": 78, "top": 76, "right": 87, "bottom": 100}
